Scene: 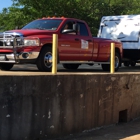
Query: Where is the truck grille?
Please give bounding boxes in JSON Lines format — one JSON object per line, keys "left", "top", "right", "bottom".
{"left": 0, "top": 41, "right": 3, "bottom": 46}
{"left": 0, "top": 32, "right": 23, "bottom": 48}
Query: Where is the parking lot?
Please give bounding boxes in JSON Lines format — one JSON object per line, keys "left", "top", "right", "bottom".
{"left": 0, "top": 63, "right": 139, "bottom": 75}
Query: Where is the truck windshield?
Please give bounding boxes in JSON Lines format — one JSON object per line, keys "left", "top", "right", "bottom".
{"left": 22, "top": 19, "right": 62, "bottom": 30}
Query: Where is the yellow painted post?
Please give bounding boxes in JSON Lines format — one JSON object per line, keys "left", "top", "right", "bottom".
{"left": 110, "top": 43, "right": 115, "bottom": 73}
{"left": 52, "top": 34, "right": 58, "bottom": 74}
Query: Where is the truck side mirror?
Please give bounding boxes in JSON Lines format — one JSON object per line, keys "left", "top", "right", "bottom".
{"left": 73, "top": 24, "right": 80, "bottom": 33}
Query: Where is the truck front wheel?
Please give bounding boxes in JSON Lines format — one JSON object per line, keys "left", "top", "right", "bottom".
{"left": 0, "top": 63, "right": 14, "bottom": 71}
{"left": 101, "top": 52, "right": 120, "bottom": 72}
{"left": 36, "top": 47, "right": 52, "bottom": 71}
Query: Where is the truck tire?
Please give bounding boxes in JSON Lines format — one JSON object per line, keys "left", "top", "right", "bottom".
{"left": 0, "top": 63, "right": 14, "bottom": 71}
{"left": 101, "top": 52, "right": 120, "bottom": 72}
{"left": 63, "top": 64, "right": 79, "bottom": 70}
{"left": 36, "top": 47, "right": 52, "bottom": 71}
{"left": 130, "top": 61, "right": 136, "bottom": 67}
{"left": 124, "top": 62, "right": 130, "bottom": 67}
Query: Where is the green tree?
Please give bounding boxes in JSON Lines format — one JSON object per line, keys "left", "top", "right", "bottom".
{"left": 0, "top": 0, "right": 140, "bottom": 35}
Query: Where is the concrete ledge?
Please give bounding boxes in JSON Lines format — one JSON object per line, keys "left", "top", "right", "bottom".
{"left": 0, "top": 74, "right": 140, "bottom": 140}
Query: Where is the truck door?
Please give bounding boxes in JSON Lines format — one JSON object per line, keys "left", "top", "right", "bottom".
{"left": 59, "top": 21, "right": 82, "bottom": 61}
{"left": 76, "top": 22, "right": 93, "bottom": 61}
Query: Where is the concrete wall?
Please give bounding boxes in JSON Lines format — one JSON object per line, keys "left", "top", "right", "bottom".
{"left": 0, "top": 74, "right": 140, "bottom": 140}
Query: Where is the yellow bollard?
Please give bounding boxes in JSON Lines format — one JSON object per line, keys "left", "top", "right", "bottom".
{"left": 52, "top": 34, "right": 58, "bottom": 74}
{"left": 110, "top": 43, "right": 115, "bottom": 73}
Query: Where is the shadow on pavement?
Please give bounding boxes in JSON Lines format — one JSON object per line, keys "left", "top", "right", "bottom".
{"left": 51, "top": 118, "right": 140, "bottom": 140}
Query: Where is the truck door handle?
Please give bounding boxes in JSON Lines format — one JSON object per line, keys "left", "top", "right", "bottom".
{"left": 75, "top": 38, "right": 79, "bottom": 41}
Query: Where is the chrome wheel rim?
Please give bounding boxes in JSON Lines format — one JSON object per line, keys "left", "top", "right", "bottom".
{"left": 115, "top": 56, "right": 119, "bottom": 68}
{"left": 44, "top": 52, "right": 52, "bottom": 68}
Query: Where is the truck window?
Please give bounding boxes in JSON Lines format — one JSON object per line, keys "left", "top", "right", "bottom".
{"left": 61, "top": 21, "right": 77, "bottom": 35}
{"left": 63, "top": 22, "right": 73, "bottom": 30}
{"left": 77, "top": 22, "right": 89, "bottom": 36}
{"left": 22, "top": 19, "right": 62, "bottom": 30}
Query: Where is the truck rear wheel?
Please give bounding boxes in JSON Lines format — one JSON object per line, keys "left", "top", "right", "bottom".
{"left": 0, "top": 63, "right": 14, "bottom": 71}
{"left": 130, "top": 61, "right": 136, "bottom": 67}
{"left": 36, "top": 47, "right": 52, "bottom": 71}
{"left": 124, "top": 62, "right": 130, "bottom": 67}
{"left": 101, "top": 52, "right": 120, "bottom": 72}
{"left": 63, "top": 64, "right": 79, "bottom": 70}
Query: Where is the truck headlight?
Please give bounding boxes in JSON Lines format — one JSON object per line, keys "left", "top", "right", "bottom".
{"left": 24, "top": 38, "right": 40, "bottom": 46}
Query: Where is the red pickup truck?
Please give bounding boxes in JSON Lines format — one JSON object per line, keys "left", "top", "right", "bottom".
{"left": 0, "top": 17, "right": 123, "bottom": 71}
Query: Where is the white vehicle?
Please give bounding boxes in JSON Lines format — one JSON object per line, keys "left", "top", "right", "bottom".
{"left": 97, "top": 14, "right": 140, "bottom": 66}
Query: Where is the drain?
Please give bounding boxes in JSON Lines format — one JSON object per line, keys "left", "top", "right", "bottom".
{"left": 119, "top": 109, "right": 127, "bottom": 123}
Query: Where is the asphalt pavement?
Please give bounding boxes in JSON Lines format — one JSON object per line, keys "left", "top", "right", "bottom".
{"left": 8, "top": 63, "right": 140, "bottom": 73}
{"left": 52, "top": 118, "right": 140, "bottom": 140}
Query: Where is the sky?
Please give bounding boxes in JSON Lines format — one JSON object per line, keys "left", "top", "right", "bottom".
{"left": 0, "top": 0, "right": 13, "bottom": 12}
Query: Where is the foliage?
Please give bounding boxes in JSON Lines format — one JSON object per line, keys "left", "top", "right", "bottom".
{"left": 0, "top": 0, "right": 140, "bottom": 35}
